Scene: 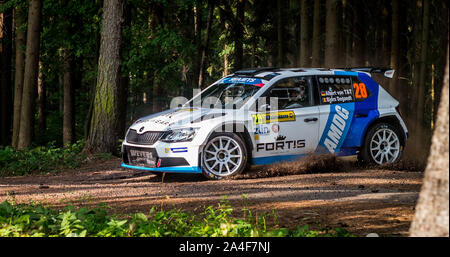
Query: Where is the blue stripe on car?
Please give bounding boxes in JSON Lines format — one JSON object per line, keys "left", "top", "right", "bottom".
{"left": 252, "top": 154, "right": 307, "bottom": 165}
{"left": 316, "top": 102, "right": 355, "bottom": 154}
{"left": 121, "top": 163, "right": 202, "bottom": 173}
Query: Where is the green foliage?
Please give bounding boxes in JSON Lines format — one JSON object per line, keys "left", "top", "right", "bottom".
{"left": 0, "top": 140, "right": 86, "bottom": 176}
{"left": 0, "top": 198, "right": 353, "bottom": 237}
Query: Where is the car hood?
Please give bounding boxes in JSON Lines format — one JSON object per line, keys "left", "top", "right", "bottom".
{"left": 129, "top": 108, "right": 234, "bottom": 132}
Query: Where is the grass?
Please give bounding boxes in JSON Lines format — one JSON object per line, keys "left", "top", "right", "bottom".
{"left": 0, "top": 197, "right": 354, "bottom": 237}
{"left": 0, "top": 140, "right": 116, "bottom": 177}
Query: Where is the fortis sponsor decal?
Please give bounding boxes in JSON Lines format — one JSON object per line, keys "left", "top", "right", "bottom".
{"left": 323, "top": 105, "right": 350, "bottom": 153}
{"left": 256, "top": 139, "right": 305, "bottom": 152}
{"left": 252, "top": 111, "right": 295, "bottom": 124}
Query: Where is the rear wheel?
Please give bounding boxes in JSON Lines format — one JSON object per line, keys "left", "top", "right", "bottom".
{"left": 201, "top": 133, "right": 247, "bottom": 180}
{"left": 361, "top": 123, "right": 403, "bottom": 165}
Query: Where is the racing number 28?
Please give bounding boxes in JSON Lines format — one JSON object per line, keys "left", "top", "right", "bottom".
{"left": 353, "top": 82, "right": 368, "bottom": 99}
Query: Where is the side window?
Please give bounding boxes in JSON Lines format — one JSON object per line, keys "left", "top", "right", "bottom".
{"left": 265, "top": 76, "right": 314, "bottom": 110}
{"left": 317, "top": 76, "right": 354, "bottom": 105}
{"left": 352, "top": 77, "right": 372, "bottom": 102}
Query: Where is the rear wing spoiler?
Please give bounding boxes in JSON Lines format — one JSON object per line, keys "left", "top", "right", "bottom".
{"left": 338, "top": 67, "right": 395, "bottom": 79}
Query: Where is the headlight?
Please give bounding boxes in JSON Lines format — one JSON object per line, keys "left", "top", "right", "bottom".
{"left": 160, "top": 128, "right": 198, "bottom": 143}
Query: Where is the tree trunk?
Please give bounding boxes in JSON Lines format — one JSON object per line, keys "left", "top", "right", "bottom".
{"left": 409, "top": 45, "right": 449, "bottom": 237}
{"left": 11, "top": 6, "right": 26, "bottom": 149}
{"left": 409, "top": 0, "right": 423, "bottom": 115}
{"left": 62, "top": 51, "right": 74, "bottom": 145}
{"left": 198, "top": 0, "right": 214, "bottom": 89}
{"left": 389, "top": 0, "right": 399, "bottom": 96}
{"left": 324, "top": 0, "right": 338, "bottom": 68}
{"left": 299, "top": 0, "right": 309, "bottom": 67}
{"left": 118, "top": 2, "right": 131, "bottom": 139}
{"left": 311, "top": 0, "right": 321, "bottom": 67}
{"left": 0, "top": 3, "right": 12, "bottom": 145}
{"left": 152, "top": 71, "right": 160, "bottom": 113}
{"left": 276, "top": 0, "right": 283, "bottom": 67}
{"left": 17, "top": 0, "right": 42, "bottom": 149}
{"left": 85, "top": 0, "right": 123, "bottom": 154}
{"left": 193, "top": 1, "right": 202, "bottom": 88}
{"left": 37, "top": 61, "right": 46, "bottom": 132}
{"left": 415, "top": 0, "right": 430, "bottom": 132}
{"left": 234, "top": 0, "right": 244, "bottom": 70}
{"left": 342, "top": 0, "right": 352, "bottom": 66}
{"left": 222, "top": 19, "right": 230, "bottom": 76}
{"left": 351, "top": 0, "right": 365, "bottom": 66}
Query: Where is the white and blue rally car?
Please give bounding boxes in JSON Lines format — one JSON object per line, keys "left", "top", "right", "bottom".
{"left": 121, "top": 67, "right": 408, "bottom": 179}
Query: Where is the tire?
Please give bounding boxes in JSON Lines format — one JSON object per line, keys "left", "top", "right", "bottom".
{"left": 360, "top": 122, "right": 404, "bottom": 165}
{"left": 201, "top": 132, "right": 248, "bottom": 180}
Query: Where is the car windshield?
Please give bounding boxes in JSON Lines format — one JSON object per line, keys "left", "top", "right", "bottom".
{"left": 186, "top": 79, "right": 263, "bottom": 109}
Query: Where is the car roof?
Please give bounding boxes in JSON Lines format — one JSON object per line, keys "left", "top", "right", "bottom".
{"left": 230, "top": 67, "right": 370, "bottom": 82}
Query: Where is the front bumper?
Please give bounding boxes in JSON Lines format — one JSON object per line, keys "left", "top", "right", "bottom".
{"left": 121, "top": 141, "right": 202, "bottom": 174}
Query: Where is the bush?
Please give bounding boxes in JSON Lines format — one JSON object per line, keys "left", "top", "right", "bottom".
{"left": 0, "top": 198, "right": 353, "bottom": 237}
{"left": 0, "top": 140, "right": 86, "bottom": 177}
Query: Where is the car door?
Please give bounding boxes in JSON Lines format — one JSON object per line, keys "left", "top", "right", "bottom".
{"left": 249, "top": 76, "right": 321, "bottom": 165}
{"left": 315, "top": 75, "right": 356, "bottom": 155}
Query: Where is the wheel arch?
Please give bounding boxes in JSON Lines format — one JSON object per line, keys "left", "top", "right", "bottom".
{"left": 198, "top": 122, "right": 253, "bottom": 167}
{"left": 363, "top": 115, "right": 407, "bottom": 147}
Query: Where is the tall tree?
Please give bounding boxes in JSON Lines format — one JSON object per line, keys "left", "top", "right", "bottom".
{"left": 389, "top": 0, "right": 399, "bottom": 95}
{"left": 0, "top": 2, "right": 12, "bottom": 145}
{"left": 37, "top": 61, "right": 46, "bottom": 131}
{"left": 62, "top": 0, "right": 74, "bottom": 145}
{"left": 311, "top": 0, "right": 321, "bottom": 67}
{"left": 299, "top": 0, "right": 310, "bottom": 67}
{"left": 11, "top": 6, "right": 26, "bottom": 149}
{"left": 149, "top": 2, "right": 163, "bottom": 113}
{"left": 276, "top": 0, "right": 283, "bottom": 67}
{"left": 62, "top": 50, "right": 74, "bottom": 145}
{"left": 415, "top": 0, "right": 430, "bottom": 132}
{"left": 351, "top": 0, "right": 365, "bottom": 66}
{"left": 234, "top": 0, "right": 245, "bottom": 70}
{"left": 197, "top": 0, "right": 214, "bottom": 89}
{"left": 17, "top": 0, "right": 42, "bottom": 149}
{"left": 410, "top": 45, "right": 449, "bottom": 237}
{"left": 85, "top": 0, "right": 123, "bottom": 154}
{"left": 324, "top": 0, "right": 339, "bottom": 68}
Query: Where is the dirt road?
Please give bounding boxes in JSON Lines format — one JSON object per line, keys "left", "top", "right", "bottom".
{"left": 0, "top": 157, "right": 423, "bottom": 236}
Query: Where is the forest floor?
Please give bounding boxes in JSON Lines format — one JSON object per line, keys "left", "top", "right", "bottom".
{"left": 0, "top": 157, "right": 424, "bottom": 237}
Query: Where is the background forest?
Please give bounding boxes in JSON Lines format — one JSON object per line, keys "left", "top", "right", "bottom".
{"left": 0, "top": 0, "right": 448, "bottom": 167}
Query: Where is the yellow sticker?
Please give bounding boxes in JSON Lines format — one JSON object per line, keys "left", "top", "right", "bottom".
{"left": 252, "top": 111, "right": 295, "bottom": 124}
{"left": 179, "top": 108, "right": 194, "bottom": 112}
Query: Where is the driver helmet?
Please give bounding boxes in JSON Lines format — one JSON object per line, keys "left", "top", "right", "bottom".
{"left": 298, "top": 85, "right": 306, "bottom": 101}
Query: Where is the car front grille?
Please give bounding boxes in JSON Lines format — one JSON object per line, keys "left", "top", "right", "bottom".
{"left": 126, "top": 129, "right": 164, "bottom": 145}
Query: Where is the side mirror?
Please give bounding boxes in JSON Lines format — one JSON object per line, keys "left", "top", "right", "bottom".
{"left": 259, "top": 104, "right": 271, "bottom": 112}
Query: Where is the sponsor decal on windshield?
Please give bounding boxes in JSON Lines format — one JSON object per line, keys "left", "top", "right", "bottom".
{"left": 221, "top": 77, "right": 264, "bottom": 87}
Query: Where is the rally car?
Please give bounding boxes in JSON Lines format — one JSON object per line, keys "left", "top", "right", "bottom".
{"left": 121, "top": 67, "right": 408, "bottom": 179}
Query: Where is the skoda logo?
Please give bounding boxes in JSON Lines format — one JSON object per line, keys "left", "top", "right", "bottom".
{"left": 139, "top": 127, "right": 145, "bottom": 132}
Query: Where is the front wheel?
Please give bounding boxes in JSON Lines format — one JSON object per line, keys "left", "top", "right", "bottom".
{"left": 360, "top": 123, "right": 404, "bottom": 165}
{"left": 201, "top": 133, "right": 247, "bottom": 180}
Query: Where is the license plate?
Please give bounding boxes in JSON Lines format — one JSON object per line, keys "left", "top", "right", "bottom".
{"left": 127, "top": 148, "right": 156, "bottom": 167}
